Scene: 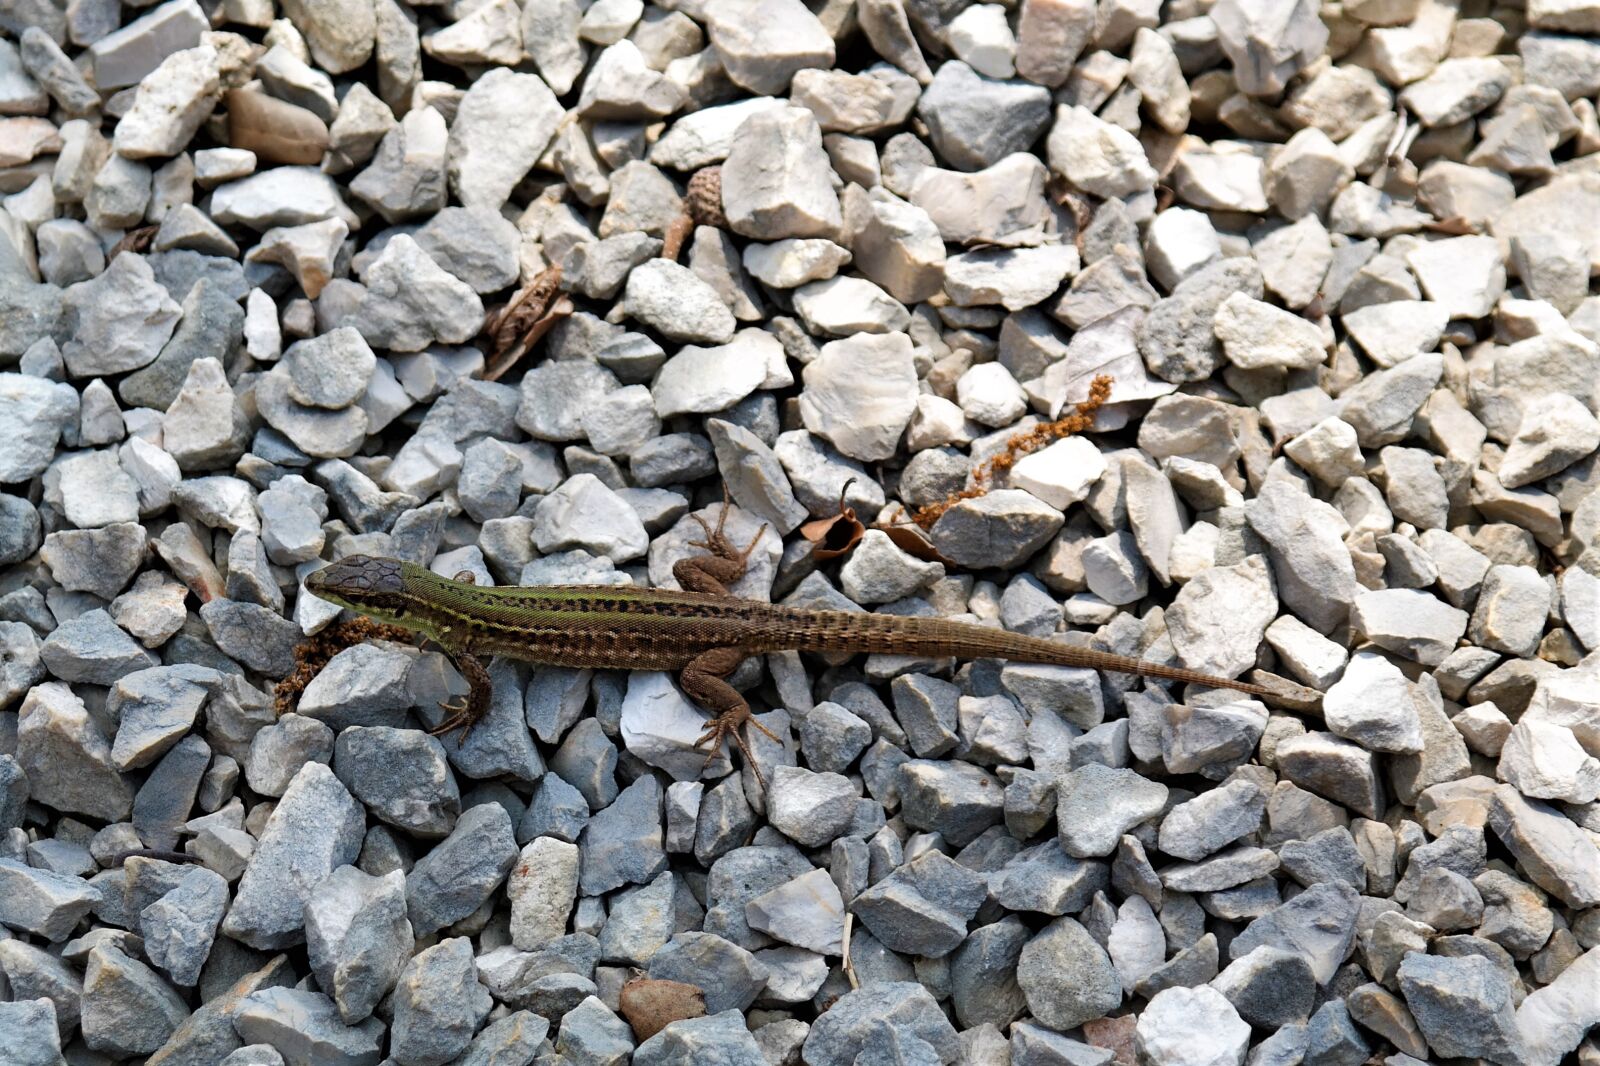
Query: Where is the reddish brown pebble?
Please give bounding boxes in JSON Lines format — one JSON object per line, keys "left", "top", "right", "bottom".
{"left": 226, "top": 88, "right": 330, "bottom": 167}
{"left": 1082, "top": 1014, "right": 1139, "bottom": 1065}
{"left": 618, "top": 977, "right": 707, "bottom": 1042}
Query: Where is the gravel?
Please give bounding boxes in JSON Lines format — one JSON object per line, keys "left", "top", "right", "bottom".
{"left": 3, "top": 1, "right": 1600, "bottom": 1063}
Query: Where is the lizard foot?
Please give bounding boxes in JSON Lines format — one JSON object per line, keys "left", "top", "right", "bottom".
{"left": 694, "top": 706, "right": 779, "bottom": 790}
{"left": 688, "top": 502, "right": 768, "bottom": 566}
{"left": 428, "top": 696, "right": 482, "bottom": 744}
{"left": 426, "top": 649, "right": 491, "bottom": 743}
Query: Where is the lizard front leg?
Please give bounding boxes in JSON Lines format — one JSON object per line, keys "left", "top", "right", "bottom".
{"left": 672, "top": 495, "right": 768, "bottom": 596}
{"left": 427, "top": 569, "right": 494, "bottom": 743}
{"left": 429, "top": 646, "right": 491, "bottom": 743}
{"left": 682, "top": 646, "right": 780, "bottom": 790}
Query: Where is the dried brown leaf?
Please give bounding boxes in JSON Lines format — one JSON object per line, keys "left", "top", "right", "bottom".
{"left": 108, "top": 225, "right": 159, "bottom": 261}
{"left": 661, "top": 212, "right": 694, "bottom": 262}
{"left": 878, "top": 523, "right": 955, "bottom": 567}
{"left": 799, "top": 478, "right": 867, "bottom": 560}
{"left": 481, "top": 266, "right": 572, "bottom": 382}
{"left": 801, "top": 512, "right": 865, "bottom": 560}
{"left": 1423, "top": 215, "right": 1481, "bottom": 235}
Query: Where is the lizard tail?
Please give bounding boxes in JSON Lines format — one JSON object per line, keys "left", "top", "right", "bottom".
{"left": 783, "top": 609, "right": 1271, "bottom": 697}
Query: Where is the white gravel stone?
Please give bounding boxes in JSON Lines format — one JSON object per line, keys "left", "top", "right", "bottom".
{"left": 249, "top": 218, "right": 348, "bottom": 301}
{"left": 1083, "top": 531, "right": 1149, "bottom": 605}
{"left": 650, "top": 97, "right": 791, "bottom": 171}
{"left": 1516, "top": 945, "right": 1600, "bottom": 1066}
{"left": 1342, "top": 301, "right": 1449, "bottom": 368}
{"left": 744, "top": 867, "right": 845, "bottom": 955}
{"left": 721, "top": 106, "right": 843, "bottom": 241}
{"left": 508, "top": 837, "right": 579, "bottom": 948}
{"left": 1166, "top": 555, "right": 1277, "bottom": 679}
{"left": 945, "top": 244, "right": 1079, "bottom": 311}
{"left": 1108, "top": 895, "right": 1165, "bottom": 992}
{"left": 1498, "top": 719, "right": 1600, "bottom": 804}
{"left": 797, "top": 331, "right": 918, "bottom": 462}
{"left": 90, "top": 0, "right": 209, "bottom": 90}
{"left": 210, "top": 167, "right": 358, "bottom": 230}
{"left": 651, "top": 329, "right": 776, "bottom": 418}
{"left": 447, "top": 67, "right": 563, "bottom": 211}
{"left": 1136, "top": 985, "right": 1251, "bottom": 1066}
{"left": 947, "top": 5, "right": 1017, "bottom": 79}
{"left": 1265, "top": 614, "right": 1349, "bottom": 689}
{"left": 703, "top": 0, "right": 835, "bottom": 95}
{"left": 112, "top": 44, "right": 221, "bottom": 159}
{"left": 1008, "top": 436, "right": 1106, "bottom": 509}
{"left": 619, "top": 670, "right": 734, "bottom": 780}
{"left": 1047, "top": 104, "right": 1158, "bottom": 199}
{"left": 839, "top": 529, "right": 944, "bottom": 604}
{"left": 1350, "top": 588, "right": 1469, "bottom": 666}
{"left": 1213, "top": 291, "right": 1328, "bottom": 370}
{"left": 955, "top": 363, "right": 1027, "bottom": 428}
{"left": 1562, "top": 566, "right": 1600, "bottom": 651}
{"left": 792, "top": 275, "right": 909, "bottom": 336}
{"left": 1499, "top": 392, "right": 1600, "bottom": 488}
{"left": 1470, "top": 563, "right": 1551, "bottom": 658}
{"left": 533, "top": 474, "right": 650, "bottom": 563}
{"left": 1284, "top": 417, "right": 1364, "bottom": 487}
{"left": 1322, "top": 650, "right": 1425, "bottom": 754}
{"left": 1405, "top": 234, "right": 1506, "bottom": 319}
{"left": 624, "top": 259, "right": 737, "bottom": 344}
{"left": 742, "top": 239, "right": 851, "bottom": 289}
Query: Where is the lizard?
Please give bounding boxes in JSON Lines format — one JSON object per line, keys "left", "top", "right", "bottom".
{"left": 302, "top": 505, "right": 1278, "bottom": 788}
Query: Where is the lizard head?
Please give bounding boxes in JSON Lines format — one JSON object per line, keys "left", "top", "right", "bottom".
{"left": 304, "top": 555, "right": 410, "bottom": 619}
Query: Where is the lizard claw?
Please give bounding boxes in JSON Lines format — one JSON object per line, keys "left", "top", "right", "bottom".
{"left": 735, "top": 523, "right": 768, "bottom": 563}
{"left": 429, "top": 695, "right": 480, "bottom": 744}
{"left": 694, "top": 709, "right": 767, "bottom": 790}
{"left": 688, "top": 509, "right": 767, "bottom": 565}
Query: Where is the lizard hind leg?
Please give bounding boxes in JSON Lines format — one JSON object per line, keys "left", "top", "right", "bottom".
{"left": 681, "top": 646, "right": 776, "bottom": 790}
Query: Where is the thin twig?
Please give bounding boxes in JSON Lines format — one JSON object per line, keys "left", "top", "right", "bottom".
{"left": 661, "top": 212, "right": 694, "bottom": 262}
{"left": 841, "top": 911, "right": 858, "bottom": 990}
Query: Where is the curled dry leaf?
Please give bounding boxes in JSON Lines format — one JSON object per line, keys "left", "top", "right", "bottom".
{"left": 878, "top": 522, "right": 955, "bottom": 567}
{"left": 1423, "top": 215, "right": 1481, "bottom": 235}
{"left": 618, "top": 977, "right": 706, "bottom": 1042}
{"left": 108, "top": 224, "right": 159, "bottom": 261}
{"left": 800, "top": 478, "right": 865, "bottom": 560}
{"left": 481, "top": 264, "right": 574, "bottom": 382}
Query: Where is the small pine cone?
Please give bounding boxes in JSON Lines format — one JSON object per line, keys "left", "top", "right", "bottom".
{"left": 686, "top": 166, "right": 727, "bottom": 229}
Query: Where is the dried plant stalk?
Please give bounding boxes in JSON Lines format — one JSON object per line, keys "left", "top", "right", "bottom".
{"left": 912, "top": 374, "right": 1114, "bottom": 529}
